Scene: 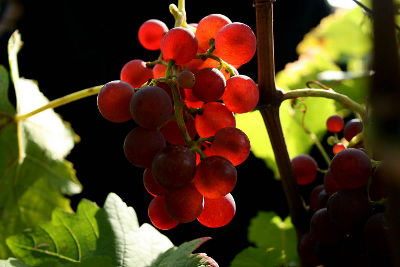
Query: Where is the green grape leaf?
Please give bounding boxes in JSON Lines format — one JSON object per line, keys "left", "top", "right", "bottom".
{"left": 248, "top": 212, "right": 298, "bottom": 265}
{"left": 297, "top": 7, "right": 372, "bottom": 62}
{"left": 0, "top": 258, "right": 30, "bottom": 267}
{"left": 7, "top": 193, "right": 214, "bottom": 267}
{"left": 0, "top": 31, "right": 81, "bottom": 258}
{"left": 230, "top": 247, "right": 282, "bottom": 267}
{"left": 151, "top": 237, "right": 214, "bottom": 267}
{"left": 230, "top": 212, "right": 299, "bottom": 267}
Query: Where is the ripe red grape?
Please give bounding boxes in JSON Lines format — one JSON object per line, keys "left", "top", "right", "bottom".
{"left": 363, "top": 213, "right": 391, "bottom": 258}
{"left": 123, "top": 127, "right": 166, "bottom": 168}
{"left": 298, "top": 232, "right": 320, "bottom": 267}
{"left": 291, "top": 154, "right": 318, "bottom": 185}
{"left": 310, "top": 207, "right": 345, "bottom": 244}
{"left": 208, "top": 127, "right": 250, "bottom": 166}
{"left": 161, "top": 27, "right": 198, "bottom": 65}
{"left": 326, "top": 115, "right": 344, "bottom": 133}
{"left": 343, "top": 118, "right": 363, "bottom": 142}
{"left": 160, "top": 114, "right": 196, "bottom": 146}
{"left": 317, "top": 189, "right": 329, "bottom": 210}
{"left": 148, "top": 196, "right": 179, "bottom": 230}
{"left": 214, "top": 22, "right": 256, "bottom": 66}
{"left": 309, "top": 184, "right": 324, "bottom": 212}
{"left": 152, "top": 63, "right": 167, "bottom": 79}
{"left": 177, "top": 70, "right": 196, "bottom": 89}
{"left": 333, "top": 143, "right": 346, "bottom": 155}
{"left": 120, "top": 59, "right": 153, "bottom": 88}
{"left": 329, "top": 148, "right": 372, "bottom": 189}
{"left": 143, "top": 168, "right": 168, "bottom": 197}
{"left": 327, "top": 189, "right": 371, "bottom": 233}
{"left": 222, "top": 75, "right": 259, "bottom": 113}
{"left": 194, "top": 156, "right": 237, "bottom": 199}
{"left": 184, "top": 88, "right": 204, "bottom": 108}
{"left": 197, "top": 193, "right": 236, "bottom": 228}
{"left": 324, "top": 171, "right": 342, "bottom": 196}
{"left": 195, "top": 14, "right": 232, "bottom": 52}
{"left": 195, "top": 102, "right": 235, "bottom": 137}
{"left": 130, "top": 86, "right": 173, "bottom": 129}
{"left": 152, "top": 145, "right": 196, "bottom": 190}
{"left": 164, "top": 183, "right": 204, "bottom": 223}
{"left": 138, "top": 19, "right": 168, "bottom": 51}
{"left": 97, "top": 80, "right": 135, "bottom": 123}
{"left": 192, "top": 68, "right": 226, "bottom": 102}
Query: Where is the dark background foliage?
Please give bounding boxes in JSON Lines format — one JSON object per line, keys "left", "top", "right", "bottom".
{"left": 0, "top": 0, "right": 331, "bottom": 265}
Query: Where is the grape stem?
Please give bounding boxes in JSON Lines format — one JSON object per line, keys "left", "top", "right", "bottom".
{"left": 165, "top": 60, "right": 192, "bottom": 145}
{"left": 282, "top": 88, "right": 367, "bottom": 118}
{"left": 14, "top": 85, "right": 103, "bottom": 122}
{"left": 195, "top": 40, "right": 237, "bottom": 77}
{"left": 254, "top": 0, "right": 310, "bottom": 238}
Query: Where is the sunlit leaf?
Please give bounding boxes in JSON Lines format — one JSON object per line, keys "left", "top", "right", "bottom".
{"left": 0, "top": 31, "right": 81, "bottom": 258}
{"left": 7, "top": 193, "right": 214, "bottom": 267}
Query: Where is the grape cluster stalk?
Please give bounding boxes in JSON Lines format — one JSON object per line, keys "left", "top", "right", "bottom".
{"left": 96, "top": 8, "right": 259, "bottom": 230}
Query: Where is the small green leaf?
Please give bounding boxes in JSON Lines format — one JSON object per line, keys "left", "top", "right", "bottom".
{"left": 230, "top": 247, "right": 282, "bottom": 267}
{"left": 231, "top": 212, "right": 299, "bottom": 267}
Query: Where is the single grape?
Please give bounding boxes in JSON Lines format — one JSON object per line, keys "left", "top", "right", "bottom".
{"left": 214, "top": 22, "right": 256, "bottom": 66}
{"left": 184, "top": 88, "right": 204, "bottom": 108}
{"left": 160, "top": 114, "right": 197, "bottom": 146}
{"left": 197, "top": 193, "right": 236, "bottom": 228}
{"left": 148, "top": 196, "right": 179, "bottom": 230}
{"left": 138, "top": 19, "right": 168, "bottom": 51}
{"left": 195, "top": 102, "right": 236, "bottom": 137}
{"left": 164, "top": 183, "right": 204, "bottom": 223}
{"left": 222, "top": 75, "right": 259, "bottom": 113}
{"left": 194, "top": 156, "right": 237, "bottom": 199}
{"left": 130, "top": 86, "right": 173, "bottom": 129}
{"left": 120, "top": 59, "right": 153, "bottom": 88}
{"left": 152, "top": 63, "right": 167, "bottom": 79}
{"left": 97, "top": 80, "right": 135, "bottom": 123}
{"left": 152, "top": 145, "right": 196, "bottom": 190}
{"left": 323, "top": 171, "right": 342, "bottom": 196}
{"left": 161, "top": 27, "right": 198, "bottom": 65}
{"left": 123, "top": 127, "right": 166, "bottom": 168}
{"left": 333, "top": 143, "right": 346, "bottom": 155}
{"left": 327, "top": 189, "right": 371, "bottom": 233}
{"left": 329, "top": 148, "right": 372, "bottom": 189}
{"left": 208, "top": 127, "right": 250, "bottom": 166}
{"left": 291, "top": 154, "right": 318, "bottom": 185}
{"left": 177, "top": 70, "right": 196, "bottom": 89}
{"left": 343, "top": 118, "right": 363, "bottom": 142}
{"left": 195, "top": 14, "right": 232, "bottom": 52}
{"left": 310, "top": 207, "right": 345, "bottom": 244}
{"left": 309, "top": 184, "right": 324, "bottom": 212}
{"left": 143, "top": 168, "right": 168, "bottom": 197}
{"left": 363, "top": 213, "right": 391, "bottom": 258}
{"left": 192, "top": 68, "right": 226, "bottom": 102}
{"left": 326, "top": 115, "right": 344, "bottom": 133}
{"left": 298, "top": 232, "right": 320, "bottom": 267}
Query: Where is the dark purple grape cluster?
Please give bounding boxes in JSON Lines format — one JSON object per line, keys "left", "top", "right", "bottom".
{"left": 297, "top": 115, "right": 392, "bottom": 266}
{"left": 96, "top": 13, "right": 259, "bottom": 230}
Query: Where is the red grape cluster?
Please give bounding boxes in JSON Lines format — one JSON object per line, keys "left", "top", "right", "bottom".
{"left": 291, "top": 115, "right": 391, "bottom": 266}
{"left": 97, "top": 14, "right": 258, "bottom": 230}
